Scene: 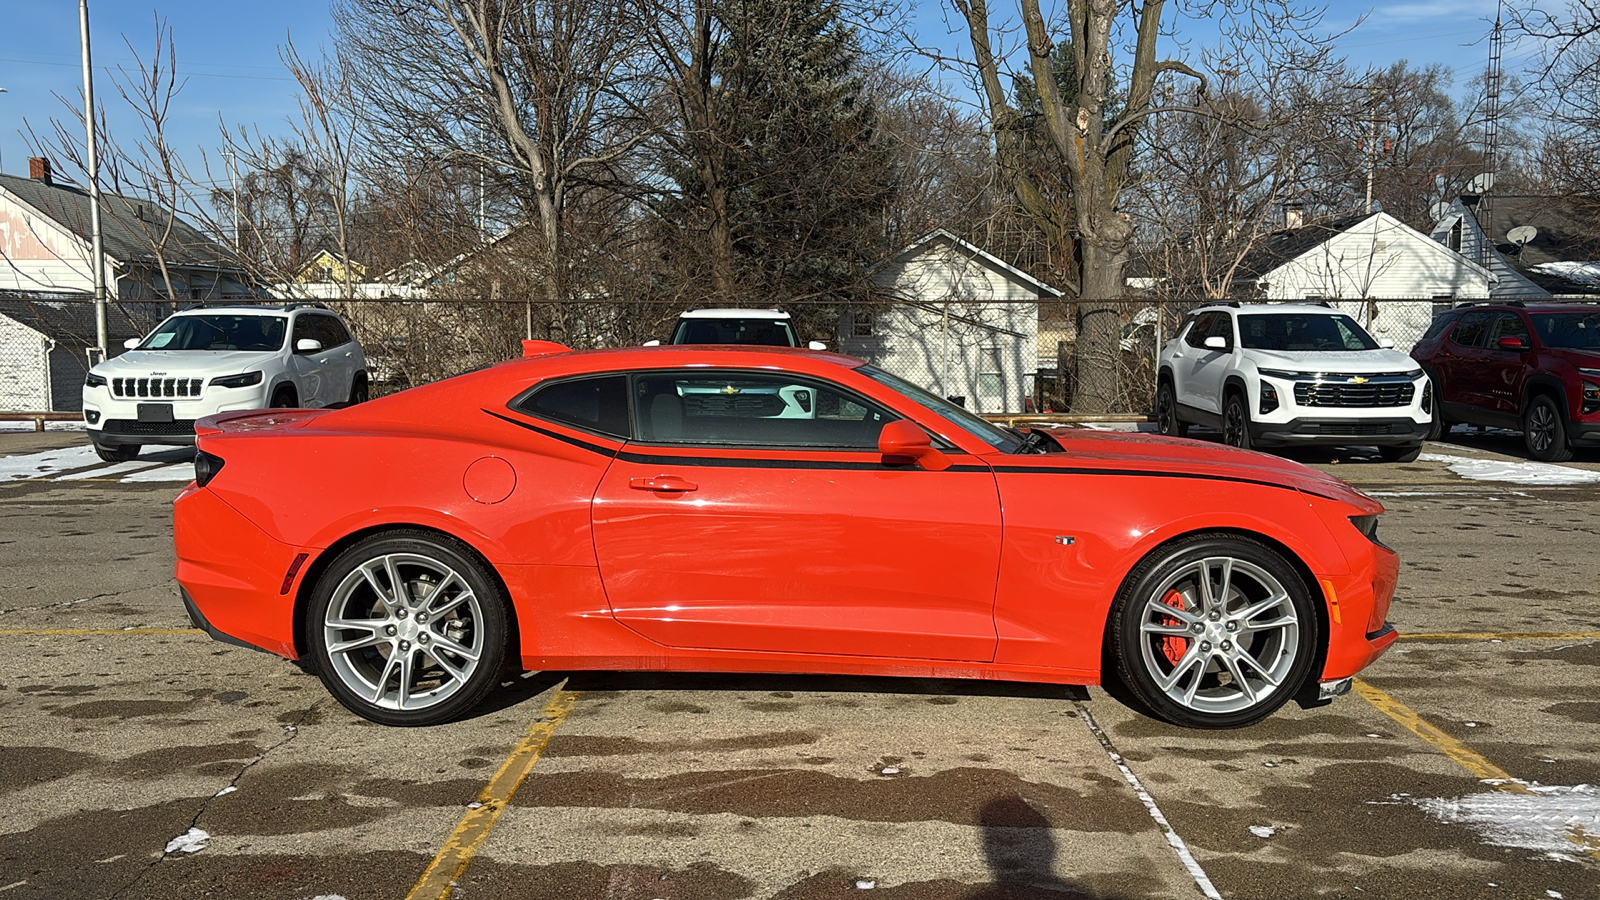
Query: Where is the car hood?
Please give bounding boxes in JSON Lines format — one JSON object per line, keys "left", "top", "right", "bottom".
{"left": 93, "top": 349, "right": 278, "bottom": 378}
{"left": 1545, "top": 348, "right": 1600, "bottom": 370}
{"left": 1019, "top": 429, "right": 1380, "bottom": 511}
{"left": 1246, "top": 348, "right": 1420, "bottom": 374}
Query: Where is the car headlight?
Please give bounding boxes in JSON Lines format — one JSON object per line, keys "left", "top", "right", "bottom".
{"left": 211, "top": 371, "right": 264, "bottom": 388}
{"left": 85, "top": 373, "right": 107, "bottom": 388}
{"left": 1579, "top": 368, "right": 1600, "bottom": 379}
{"left": 1257, "top": 369, "right": 1307, "bottom": 381}
{"left": 1402, "top": 368, "right": 1424, "bottom": 379}
{"left": 1584, "top": 380, "right": 1600, "bottom": 414}
{"left": 1260, "top": 382, "right": 1280, "bottom": 414}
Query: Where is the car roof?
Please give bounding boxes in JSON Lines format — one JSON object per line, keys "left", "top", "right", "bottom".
{"left": 516, "top": 343, "right": 856, "bottom": 373}
{"left": 678, "top": 308, "right": 791, "bottom": 320}
{"left": 1447, "top": 303, "right": 1600, "bottom": 314}
{"left": 171, "top": 305, "right": 294, "bottom": 317}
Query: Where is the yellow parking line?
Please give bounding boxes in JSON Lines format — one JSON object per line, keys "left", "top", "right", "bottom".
{"left": 407, "top": 687, "right": 580, "bottom": 900}
{"left": 0, "top": 628, "right": 204, "bottom": 636}
{"left": 1399, "top": 631, "right": 1600, "bottom": 642}
{"left": 1353, "top": 678, "right": 1531, "bottom": 793}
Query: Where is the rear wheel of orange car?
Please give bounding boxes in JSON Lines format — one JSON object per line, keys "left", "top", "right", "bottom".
{"left": 1109, "top": 534, "right": 1318, "bottom": 729}
{"left": 308, "top": 531, "right": 510, "bottom": 726}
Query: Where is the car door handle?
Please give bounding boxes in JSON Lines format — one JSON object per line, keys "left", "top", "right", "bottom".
{"left": 629, "top": 475, "right": 698, "bottom": 493}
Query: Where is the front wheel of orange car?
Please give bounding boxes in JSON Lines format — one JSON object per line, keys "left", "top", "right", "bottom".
{"left": 308, "top": 531, "right": 510, "bottom": 726}
{"left": 1109, "top": 535, "right": 1318, "bottom": 729}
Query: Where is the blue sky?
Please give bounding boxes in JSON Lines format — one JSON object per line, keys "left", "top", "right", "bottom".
{"left": 0, "top": 0, "right": 1533, "bottom": 187}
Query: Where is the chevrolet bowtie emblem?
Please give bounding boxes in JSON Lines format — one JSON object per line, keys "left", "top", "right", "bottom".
{"left": 1349, "top": 376, "right": 1369, "bottom": 384}
{"left": 720, "top": 385, "right": 741, "bottom": 394}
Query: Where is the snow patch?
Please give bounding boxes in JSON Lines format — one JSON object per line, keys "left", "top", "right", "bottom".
{"left": 1414, "top": 782, "right": 1600, "bottom": 861}
{"left": 1248, "top": 825, "right": 1278, "bottom": 838}
{"left": 1530, "top": 260, "right": 1600, "bottom": 289}
{"left": 1420, "top": 453, "right": 1600, "bottom": 486}
{"left": 119, "top": 464, "right": 194, "bottom": 483}
{"left": 164, "top": 827, "right": 210, "bottom": 854}
{"left": 0, "top": 445, "right": 101, "bottom": 481}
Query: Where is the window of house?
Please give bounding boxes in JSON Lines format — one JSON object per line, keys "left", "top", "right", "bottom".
{"left": 851, "top": 310, "right": 874, "bottom": 337}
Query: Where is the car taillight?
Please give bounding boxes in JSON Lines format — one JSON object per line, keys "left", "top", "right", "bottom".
{"left": 194, "top": 450, "right": 226, "bottom": 488}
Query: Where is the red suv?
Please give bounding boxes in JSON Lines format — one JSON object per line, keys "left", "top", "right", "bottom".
{"left": 1411, "top": 302, "right": 1600, "bottom": 461}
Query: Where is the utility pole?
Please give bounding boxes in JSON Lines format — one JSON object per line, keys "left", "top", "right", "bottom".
{"left": 80, "top": 0, "right": 108, "bottom": 363}
{"left": 222, "top": 148, "right": 240, "bottom": 245}
{"left": 1483, "top": 5, "right": 1504, "bottom": 264}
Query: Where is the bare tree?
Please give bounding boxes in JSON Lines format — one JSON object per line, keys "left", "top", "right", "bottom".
{"left": 334, "top": 0, "right": 654, "bottom": 321}
{"left": 944, "top": 0, "right": 1338, "bottom": 411}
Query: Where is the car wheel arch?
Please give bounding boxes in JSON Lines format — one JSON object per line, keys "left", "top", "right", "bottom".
{"left": 1523, "top": 376, "right": 1569, "bottom": 418}
{"left": 1222, "top": 375, "right": 1251, "bottom": 402}
{"left": 292, "top": 523, "right": 521, "bottom": 664}
{"left": 1097, "top": 525, "right": 1329, "bottom": 691}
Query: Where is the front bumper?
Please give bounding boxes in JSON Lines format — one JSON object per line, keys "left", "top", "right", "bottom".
{"left": 83, "top": 383, "right": 271, "bottom": 446}
{"left": 1251, "top": 417, "right": 1429, "bottom": 447}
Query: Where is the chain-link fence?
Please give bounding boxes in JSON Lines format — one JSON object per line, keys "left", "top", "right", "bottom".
{"left": 0, "top": 295, "right": 1460, "bottom": 415}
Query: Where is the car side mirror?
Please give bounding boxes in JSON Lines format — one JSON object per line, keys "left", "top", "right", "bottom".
{"left": 1378, "top": 337, "right": 1396, "bottom": 349}
{"left": 295, "top": 338, "right": 323, "bottom": 353}
{"left": 1496, "top": 336, "right": 1529, "bottom": 352}
{"left": 1203, "top": 335, "right": 1230, "bottom": 352}
{"left": 808, "top": 341, "right": 828, "bottom": 351}
{"left": 123, "top": 337, "right": 141, "bottom": 350}
{"left": 878, "top": 419, "right": 951, "bottom": 471}
{"left": 643, "top": 340, "right": 661, "bottom": 346}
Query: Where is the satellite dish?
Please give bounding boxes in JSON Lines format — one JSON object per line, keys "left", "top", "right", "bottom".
{"left": 1430, "top": 200, "right": 1452, "bottom": 221}
{"left": 1467, "top": 173, "right": 1496, "bottom": 194}
{"left": 1507, "top": 225, "right": 1538, "bottom": 246}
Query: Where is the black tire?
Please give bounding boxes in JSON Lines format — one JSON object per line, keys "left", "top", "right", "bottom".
{"left": 348, "top": 372, "right": 370, "bottom": 405}
{"left": 1108, "top": 534, "right": 1319, "bottom": 729}
{"left": 1155, "top": 380, "right": 1188, "bottom": 438}
{"left": 1523, "top": 394, "right": 1573, "bottom": 462}
{"left": 92, "top": 441, "right": 141, "bottom": 463}
{"left": 1378, "top": 443, "right": 1423, "bottom": 463}
{"left": 270, "top": 386, "right": 299, "bottom": 408}
{"left": 307, "top": 531, "right": 511, "bottom": 726}
{"left": 1222, "top": 392, "right": 1253, "bottom": 450}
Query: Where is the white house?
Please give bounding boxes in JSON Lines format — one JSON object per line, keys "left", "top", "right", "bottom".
{"left": 838, "top": 230, "right": 1059, "bottom": 414}
{"left": 0, "top": 298, "right": 158, "bottom": 412}
{"left": 0, "top": 158, "right": 253, "bottom": 301}
{"left": 1240, "top": 211, "right": 1491, "bottom": 349}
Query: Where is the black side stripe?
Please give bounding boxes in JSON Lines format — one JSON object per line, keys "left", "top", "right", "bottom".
{"left": 482, "top": 409, "right": 620, "bottom": 456}
{"left": 992, "top": 464, "right": 1346, "bottom": 501}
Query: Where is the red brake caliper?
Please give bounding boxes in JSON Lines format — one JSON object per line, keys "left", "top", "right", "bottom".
{"left": 1158, "top": 589, "right": 1190, "bottom": 665}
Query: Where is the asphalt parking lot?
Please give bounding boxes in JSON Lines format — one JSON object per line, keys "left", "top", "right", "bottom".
{"left": 2, "top": 427, "right": 1598, "bottom": 900}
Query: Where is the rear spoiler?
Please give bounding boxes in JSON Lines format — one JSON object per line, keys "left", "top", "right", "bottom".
{"left": 521, "top": 340, "right": 571, "bottom": 358}
{"left": 194, "top": 408, "right": 327, "bottom": 438}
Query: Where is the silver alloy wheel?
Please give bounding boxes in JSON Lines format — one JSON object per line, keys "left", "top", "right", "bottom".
{"left": 1136, "top": 556, "right": 1300, "bottom": 715}
{"left": 321, "top": 552, "right": 485, "bottom": 712}
{"left": 1528, "top": 402, "right": 1556, "bottom": 453}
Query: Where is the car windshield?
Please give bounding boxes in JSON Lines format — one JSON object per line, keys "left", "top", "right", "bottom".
{"left": 1237, "top": 313, "right": 1379, "bottom": 351}
{"left": 1530, "top": 311, "right": 1600, "bottom": 350}
{"left": 140, "top": 314, "right": 286, "bottom": 352}
{"left": 671, "top": 318, "right": 797, "bottom": 346}
{"left": 859, "top": 365, "right": 1022, "bottom": 453}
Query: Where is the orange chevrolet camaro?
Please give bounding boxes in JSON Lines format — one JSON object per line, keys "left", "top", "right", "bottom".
{"left": 174, "top": 344, "right": 1398, "bottom": 729}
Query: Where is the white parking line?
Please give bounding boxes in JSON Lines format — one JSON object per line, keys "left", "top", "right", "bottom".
{"left": 1073, "top": 701, "right": 1223, "bottom": 900}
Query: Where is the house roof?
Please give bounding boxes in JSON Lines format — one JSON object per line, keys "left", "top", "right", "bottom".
{"left": 0, "top": 172, "right": 244, "bottom": 273}
{"left": 875, "top": 229, "right": 1064, "bottom": 298}
{"left": 1466, "top": 196, "right": 1600, "bottom": 295}
{"left": 1234, "top": 213, "right": 1377, "bottom": 280}
{"left": 0, "top": 298, "right": 163, "bottom": 349}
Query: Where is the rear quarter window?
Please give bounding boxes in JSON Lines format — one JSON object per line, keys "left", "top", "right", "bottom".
{"left": 515, "top": 375, "right": 630, "bottom": 438}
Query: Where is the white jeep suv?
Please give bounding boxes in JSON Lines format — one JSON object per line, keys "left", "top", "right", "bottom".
{"left": 82, "top": 304, "right": 367, "bottom": 461}
{"left": 1155, "top": 303, "right": 1431, "bottom": 461}
{"left": 647, "top": 308, "right": 828, "bottom": 349}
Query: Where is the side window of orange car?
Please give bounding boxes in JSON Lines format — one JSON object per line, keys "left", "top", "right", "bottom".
{"left": 632, "top": 371, "right": 893, "bottom": 449}
{"left": 516, "top": 375, "right": 630, "bottom": 438}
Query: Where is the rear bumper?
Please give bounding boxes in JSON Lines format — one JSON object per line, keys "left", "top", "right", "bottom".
{"left": 1252, "top": 417, "right": 1428, "bottom": 447}
{"left": 173, "top": 483, "right": 307, "bottom": 659}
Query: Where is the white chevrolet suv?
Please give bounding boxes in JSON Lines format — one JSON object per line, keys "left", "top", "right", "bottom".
{"left": 82, "top": 304, "right": 367, "bottom": 462}
{"left": 1155, "top": 303, "right": 1431, "bottom": 461}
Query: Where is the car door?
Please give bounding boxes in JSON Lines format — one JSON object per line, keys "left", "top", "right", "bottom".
{"left": 1484, "top": 312, "right": 1531, "bottom": 415}
{"left": 311, "top": 314, "right": 360, "bottom": 404}
{"left": 1182, "top": 312, "right": 1233, "bottom": 415}
{"left": 590, "top": 368, "right": 1003, "bottom": 662}
{"left": 288, "top": 314, "right": 327, "bottom": 406}
{"left": 1439, "top": 311, "right": 1495, "bottom": 417}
